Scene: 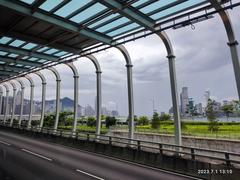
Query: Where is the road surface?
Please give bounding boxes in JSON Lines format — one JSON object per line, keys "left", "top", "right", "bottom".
{"left": 0, "top": 130, "right": 199, "bottom": 180}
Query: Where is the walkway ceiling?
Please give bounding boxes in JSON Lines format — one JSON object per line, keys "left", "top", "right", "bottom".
{"left": 0, "top": 0, "right": 238, "bottom": 82}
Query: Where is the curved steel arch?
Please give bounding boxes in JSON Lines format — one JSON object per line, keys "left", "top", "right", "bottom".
{"left": 157, "top": 31, "right": 182, "bottom": 147}
{"left": 25, "top": 75, "right": 34, "bottom": 129}
{"left": 86, "top": 55, "right": 102, "bottom": 136}
{"left": 48, "top": 67, "right": 61, "bottom": 131}
{"left": 35, "top": 72, "right": 46, "bottom": 129}
{"left": 66, "top": 62, "right": 79, "bottom": 134}
{"left": 9, "top": 81, "right": 17, "bottom": 126}
{"left": 115, "top": 45, "right": 134, "bottom": 140}
{"left": 209, "top": 0, "right": 240, "bottom": 99}
{"left": 16, "top": 79, "right": 25, "bottom": 126}
{"left": 0, "top": 86, "right": 3, "bottom": 115}
{"left": 3, "top": 83, "right": 9, "bottom": 124}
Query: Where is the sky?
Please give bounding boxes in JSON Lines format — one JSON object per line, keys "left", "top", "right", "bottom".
{"left": 5, "top": 6, "right": 240, "bottom": 116}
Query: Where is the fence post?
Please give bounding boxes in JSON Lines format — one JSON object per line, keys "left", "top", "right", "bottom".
{"left": 225, "top": 153, "right": 231, "bottom": 166}
{"left": 75, "top": 132, "right": 78, "bottom": 140}
{"left": 159, "top": 144, "right": 163, "bottom": 155}
{"left": 137, "top": 141, "right": 141, "bottom": 151}
{"left": 109, "top": 136, "right": 112, "bottom": 146}
{"left": 87, "top": 134, "right": 90, "bottom": 142}
{"left": 191, "top": 148, "right": 195, "bottom": 160}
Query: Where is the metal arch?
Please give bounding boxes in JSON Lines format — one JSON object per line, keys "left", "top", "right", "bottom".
{"left": 16, "top": 79, "right": 25, "bottom": 126}
{"left": 25, "top": 75, "right": 34, "bottom": 129}
{"left": 9, "top": 81, "right": 17, "bottom": 126}
{"left": 0, "top": 0, "right": 113, "bottom": 45}
{"left": 66, "top": 62, "right": 79, "bottom": 134}
{"left": 3, "top": 83, "right": 9, "bottom": 123}
{"left": 209, "top": 0, "right": 240, "bottom": 99}
{"left": 116, "top": 45, "right": 132, "bottom": 66}
{"left": 115, "top": 45, "right": 134, "bottom": 141}
{"left": 86, "top": 55, "right": 102, "bottom": 136}
{"left": 86, "top": 55, "right": 102, "bottom": 73}
{"left": 0, "top": 86, "right": 3, "bottom": 115}
{"left": 48, "top": 67, "right": 61, "bottom": 131}
{"left": 157, "top": 31, "right": 182, "bottom": 147}
{"left": 34, "top": 72, "right": 46, "bottom": 129}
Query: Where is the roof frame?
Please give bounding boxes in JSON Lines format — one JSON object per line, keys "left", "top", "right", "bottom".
{"left": 0, "top": 55, "right": 43, "bottom": 67}
{"left": 0, "top": 0, "right": 113, "bottom": 45}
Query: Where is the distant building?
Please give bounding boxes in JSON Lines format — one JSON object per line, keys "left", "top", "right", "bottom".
{"left": 84, "top": 105, "right": 95, "bottom": 116}
{"left": 195, "top": 103, "right": 203, "bottom": 115}
{"left": 180, "top": 87, "right": 189, "bottom": 116}
{"left": 204, "top": 90, "right": 210, "bottom": 107}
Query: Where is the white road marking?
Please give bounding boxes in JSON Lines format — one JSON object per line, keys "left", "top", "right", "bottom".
{"left": 21, "top": 148, "right": 53, "bottom": 161}
{"left": 0, "top": 140, "right": 11, "bottom": 146}
{"left": 76, "top": 169, "right": 104, "bottom": 180}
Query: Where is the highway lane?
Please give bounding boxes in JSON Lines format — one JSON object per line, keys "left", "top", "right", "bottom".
{"left": 0, "top": 130, "right": 200, "bottom": 180}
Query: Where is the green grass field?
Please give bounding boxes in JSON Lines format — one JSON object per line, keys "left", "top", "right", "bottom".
{"left": 58, "top": 121, "right": 240, "bottom": 139}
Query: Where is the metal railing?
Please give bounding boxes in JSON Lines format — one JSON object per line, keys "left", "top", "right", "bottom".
{"left": 1, "top": 122, "right": 240, "bottom": 168}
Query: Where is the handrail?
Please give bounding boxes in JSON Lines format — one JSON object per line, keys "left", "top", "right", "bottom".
{"left": 1, "top": 122, "right": 240, "bottom": 166}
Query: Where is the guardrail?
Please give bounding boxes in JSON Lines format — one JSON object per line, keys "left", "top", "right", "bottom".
{"left": 1, "top": 122, "right": 240, "bottom": 168}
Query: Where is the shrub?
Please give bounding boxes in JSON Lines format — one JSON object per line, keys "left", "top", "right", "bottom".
{"left": 137, "top": 116, "right": 149, "bottom": 125}
{"left": 87, "top": 116, "right": 96, "bottom": 127}
{"left": 151, "top": 112, "right": 160, "bottom": 129}
{"left": 159, "top": 113, "right": 171, "bottom": 121}
{"left": 105, "top": 116, "right": 116, "bottom": 128}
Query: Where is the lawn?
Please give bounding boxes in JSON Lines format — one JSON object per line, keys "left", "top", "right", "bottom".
{"left": 136, "top": 122, "right": 240, "bottom": 139}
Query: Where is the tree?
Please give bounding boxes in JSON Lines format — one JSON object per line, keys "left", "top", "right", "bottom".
{"left": 87, "top": 116, "right": 96, "bottom": 127}
{"left": 206, "top": 99, "right": 219, "bottom": 132}
{"left": 105, "top": 116, "right": 116, "bottom": 128}
{"left": 159, "top": 113, "right": 171, "bottom": 121}
{"left": 221, "top": 104, "right": 234, "bottom": 121}
{"left": 59, "top": 111, "right": 73, "bottom": 126}
{"left": 137, "top": 116, "right": 149, "bottom": 125}
{"left": 43, "top": 114, "right": 55, "bottom": 127}
{"left": 151, "top": 112, "right": 160, "bottom": 129}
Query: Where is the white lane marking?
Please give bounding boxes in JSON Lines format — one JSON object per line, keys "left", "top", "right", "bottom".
{"left": 21, "top": 148, "right": 53, "bottom": 161}
{"left": 76, "top": 169, "right": 104, "bottom": 180}
{"left": 0, "top": 140, "right": 11, "bottom": 146}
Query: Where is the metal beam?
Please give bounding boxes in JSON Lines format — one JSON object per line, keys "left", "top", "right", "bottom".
{"left": 97, "top": 0, "right": 155, "bottom": 29}
{"left": 0, "top": 28, "right": 81, "bottom": 54}
{"left": 0, "top": 70, "right": 18, "bottom": 75}
{"left": 0, "top": 64, "right": 29, "bottom": 72}
{"left": 9, "top": 81, "right": 17, "bottom": 126}
{"left": 25, "top": 75, "right": 34, "bottom": 129}
{"left": 0, "top": 0, "right": 113, "bottom": 45}
{"left": 0, "top": 55, "right": 43, "bottom": 67}
{"left": 16, "top": 79, "right": 25, "bottom": 125}
{"left": 0, "top": 44, "right": 58, "bottom": 62}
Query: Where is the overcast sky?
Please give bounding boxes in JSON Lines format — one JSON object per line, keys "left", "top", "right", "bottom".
{"left": 7, "top": 7, "right": 240, "bottom": 116}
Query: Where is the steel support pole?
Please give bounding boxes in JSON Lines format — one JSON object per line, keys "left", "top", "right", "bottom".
{"left": 35, "top": 72, "right": 46, "bottom": 129}
{"left": 49, "top": 67, "right": 61, "bottom": 131}
{"left": 157, "top": 32, "right": 182, "bottom": 147}
{"left": 209, "top": 0, "right": 240, "bottom": 99}
{"left": 168, "top": 55, "right": 182, "bottom": 147}
{"left": 0, "top": 87, "right": 3, "bottom": 115}
{"left": 10, "top": 81, "right": 17, "bottom": 126}
{"left": 116, "top": 45, "right": 134, "bottom": 141}
{"left": 86, "top": 55, "right": 102, "bottom": 137}
{"left": 17, "top": 79, "right": 25, "bottom": 126}
{"left": 25, "top": 75, "right": 34, "bottom": 129}
{"left": 66, "top": 63, "right": 79, "bottom": 134}
{"left": 3, "top": 84, "right": 9, "bottom": 124}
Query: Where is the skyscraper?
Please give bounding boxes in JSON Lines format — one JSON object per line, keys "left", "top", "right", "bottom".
{"left": 180, "top": 87, "right": 189, "bottom": 116}
{"left": 204, "top": 90, "right": 210, "bottom": 107}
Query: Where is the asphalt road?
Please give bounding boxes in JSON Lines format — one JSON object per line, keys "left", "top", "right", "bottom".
{"left": 0, "top": 130, "right": 199, "bottom": 180}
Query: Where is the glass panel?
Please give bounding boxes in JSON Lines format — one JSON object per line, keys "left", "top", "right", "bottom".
{"left": 37, "top": 47, "right": 49, "bottom": 52}
{"left": 39, "top": 0, "right": 64, "bottom": 11}
{"left": 0, "top": 37, "right": 12, "bottom": 44}
{"left": 22, "top": 56, "right": 30, "bottom": 59}
{"left": 96, "top": 17, "right": 130, "bottom": 33}
{"left": 0, "top": 61, "right": 5, "bottom": 64}
{"left": 54, "top": 0, "right": 90, "bottom": 18}
{"left": 150, "top": 0, "right": 206, "bottom": 20}
{"left": 88, "top": 13, "right": 120, "bottom": 28}
{"left": 107, "top": 23, "right": 139, "bottom": 37}
{"left": 28, "top": 57, "right": 39, "bottom": 61}
{"left": 132, "top": 0, "right": 149, "bottom": 7}
{"left": 38, "top": 59, "right": 47, "bottom": 63}
{"left": 70, "top": 3, "right": 107, "bottom": 23}
{"left": 140, "top": 0, "right": 176, "bottom": 14}
{"left": 22, "top": 43, "right": 38, "bottom": 50}
{"left": 16, "top": 64, "right": 24, "bottom": 67}
{"left": 8, "top": 54, "right": 18, "bottom": 58}
{"left": 44, "top": 48, "right": 59, "bottom": 55}
{"left": 18, "top": 0, "right": 35, "bottom": 4}
{"left": 9, "top": 40, "right": 26, "bottom": 47}
{"left": 54, "top": 51, "right": 68, "bottom": 57}
{"left": 0, "top": 51, "right": 8, "bottom": 56}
